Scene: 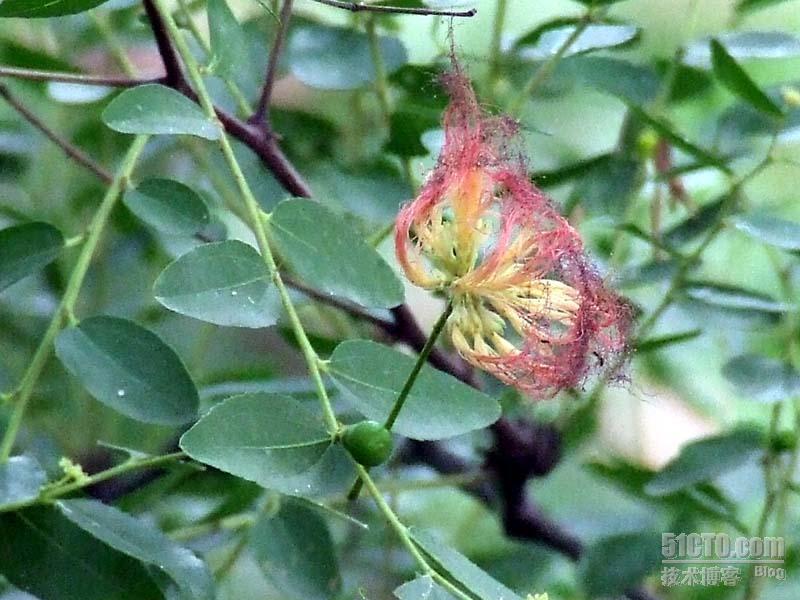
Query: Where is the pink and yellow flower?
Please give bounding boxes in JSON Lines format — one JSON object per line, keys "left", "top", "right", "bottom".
{"left": 395, "top": 69, "right": 630, "bottom": 399}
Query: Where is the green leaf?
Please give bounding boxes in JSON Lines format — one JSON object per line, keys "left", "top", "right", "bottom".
{"left": 722, "top": 354, "right": 800, "bottom": 402}
{"left": 180, "top": 393, "right": 342, "bottom": 495}
{"left": 395, "top": 575, "right": 457, "bottom": 600}
{"left": 630, "top": 107, "right": 730, "bottom": 171}
{"left": 56, "top": 499, "right": 214, "bottom": 600}
{"left": 102, "top": 84, "right": 220, "bottom": 140}
{"left": 519, "top": 24, "right": 639, "bottom": 61}
{"left": 55, "top": 316, "right": 199, "bottom": 425}
{"left": 567, "top": 155, "right": 641, "bottom": 216}
{"left": 269, "top": 198, "right": 404, "bottom": 308}
{"left": 154, "top": 240, "right": 279, "bottom": 328}
{"left": 636, "top": 329, "right": 702, "bottom": 353}
{"left": 732, "top": 214, "right": 800, "bottom": 250}
{"left": 286, "top": 23, "right": 407, "bottom": 90}
{"left": 250, "top": 499, "right": 341, "bottom": 600}
{"left": 0, "top": 0, "right": 110, "bottom": 17}
{"left": 664, "top": 196, "right": 728, "bottom": 245}
{"left": 207, "top": 0, "right": 248, "bottom": 81}
{"left": 645, "top": 428, "right": 765, "bottom": 495}
{"left": 0, "top": 507, "right": 163, "bottom": 600}
{"left": 329, "top": 340, "right": 500, "bottom": 441}
{"left": 123, "top": 178, "right": 210, "bottom": 236}
{"left": 0, "top": 455, "right": 45, "bottom": 506}
{"left": 711, "top": 39, "right": 784, "bottom": 117}
{"left": 573, "top": 0, "right": 631, "bottom": 4}
{"left": 533, "top": 152, "right": 614, "bottom": 187}
{"left": 686, "top": 31, "right": 800, "bottom": 67}
{"left": 580, "top": 531, "right": 662, "bottom": 596}
{"left": 737, "top": 0, "right": 794, "bottom": 12}
{"left": 684, "top": 282, "right": 791, "bottom": 314}
{"left": 0, "top": 222, "right": 64, "bottom": 292}
{"left": 411, "top": 529, "right": 523, "bottom": 600}
{"left": 564, "top": 56, "right": 660, "bottom": 105}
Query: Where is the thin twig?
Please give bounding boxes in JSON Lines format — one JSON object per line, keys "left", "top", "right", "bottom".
{"left": 0, "top": 65, "right": 162, "bottom": 87}
{"left": 251, "top": 0, "right": 294, "bottom": 124}
{"left": 310, "top": 0, "right": 476, "bottom": 17}
{"left": 0, "top": 84, "right": 112, "bottom": 183}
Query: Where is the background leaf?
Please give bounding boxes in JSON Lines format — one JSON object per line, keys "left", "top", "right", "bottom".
{"left": 328, "top": 340, "right": 500, "bottom": 440}
{"left": 394, "top": 575, "right": 457, "bottom": 600}
{"left": 0, "top": 0, "right": 110, "bottom": 17}
{"left": 722, "top": 354, "right": 800, "bottom": 402}
{"left": 154, "top": 240, "right": 279, "bottom": 328}
{"left": 250, "top": 498, "right": 341, "bottom": 600}
{"left": 123, "top": 178, "right": 210, "bottom": 236}
{"left": 0, "top": 507, "right": 163, "bottom": 600}
{"left": 55, "top": 316, "right": 199, "bottom": 425}
{"left": 57, "top": 499, "right": 214, "bottom": 600}
{"left": 0, "top": 455, "right": 45, "bottom": 506}
{"left": 102, "top": 84, "right": 220, "bottom": 140}
{"left": 645, "top": 428, "right": 765, "bottom": 495}
{"left": 0, "top": 222, "right": 64, "bottom": 292}
{"left": 518, "top": 24, "right": 639, "bottom": 60}
{"left": 711, "top": 38, "right": 783, "bottom": 116}
{"left": 207, "top": 0, "right": 248, "bottom": 81}
{"left": 286, "top": 23, "right": 407, "bottom": 90}
{"left": 732, "top": 214, "right": 800, "bottom": 250}
{"left": 580, "top": 531, "right": 662, "bottom": 596}
{"left": 269, "top": 198, "right": 404, "bottom": 308}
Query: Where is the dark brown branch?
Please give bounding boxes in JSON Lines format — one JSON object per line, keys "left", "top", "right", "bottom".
{"left": 142, "top": 0, "right": 191, "bottom": 93}
{"left": 0, "top": 65, "right": 164, "bottom": 87}
{"left": 0, "top": 84, "right": 113, "bottom": 184}
{"left": 311, "top": 0, "right": 477, "bottom": 17}
{"left": 251, "top": 0, "right": 294, "bottom": 125}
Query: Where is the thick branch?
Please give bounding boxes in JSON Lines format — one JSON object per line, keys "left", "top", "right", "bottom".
{"left": 0, "top": 65, "right": 163, "bottom": 87}
{"left": 311, "top": 0, "right": 476, "bottom": 17}
{"left": 251, "top": 0, "right": 294, "bottom": 124}
{"left": 0, "top": 84, "right": 112, "bottom": 183}
{"left": 142, "top": 0, "right": 191, "bottom": 92}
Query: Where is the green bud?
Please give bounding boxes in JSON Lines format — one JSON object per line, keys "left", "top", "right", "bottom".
{"left": 341, "top": 420, "right": 393, "bottom": 467}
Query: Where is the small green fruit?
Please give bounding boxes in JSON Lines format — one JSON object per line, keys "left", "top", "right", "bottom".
{"left": 341, "top": 420, "right": 393, "bottom": 467}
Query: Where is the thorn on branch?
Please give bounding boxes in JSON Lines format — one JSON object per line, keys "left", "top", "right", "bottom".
{"left": 310, "top": 0, "right": 477, "bottom": 17}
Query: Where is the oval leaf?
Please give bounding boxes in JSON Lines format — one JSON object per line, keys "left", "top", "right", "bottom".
{"left": 0, "top": 455, "right": 45, "bottom": 506}
{"left": 154, "top": 240, "right": 279, "bottom": 328}
{"left": 722, "top": 354, "right": 800, "bottom": 402}
{"left": 645, "top": 428, "right": 765, "bottom": 495}
{"left": 286, "top": 23, "right": 407, "bottom": 90}
{"left": 328, "top": 340, "right": 501, "bottom": 440}
{"left": 395, "top": 575, "right": 458, "bottom": 600}
{"left": 732, "top": 214, "right": 800, "bottom": 250}
{"left": 55, "top": 316, "right": 199, "bottom": 425}
{"left": 0, "top": 507, "right": 162, "bottom": 600}
{"left": 250, "top": 499, "right": 342, "bottom": 600}
{"left": 519, "top": 24, "right": 639, "bottom": 61}
{"left": 123, "top": 178, "right": 210, "bottom": 236}
{"left": 711, "top": 39, "right": 783, "bottom": 116}
{"left": 0, "top": 222, "right": 64, "bottom": 292}
{"left": 56, "top": 499, "right": 214, "bottom": 600}
{"left": 269, "top": 198, "right": 404, "bottom": 308}
{"left": 0, "top": 0, "right": 110, "bottom": 17}
{"left": 580, "top": 531, "right": 662, "bottom": 596}
{"left": 102, "top": 84, "right": 220, "bottom": 140}
{"left": 180, "top": 393, "right": 336, "bottom": 494}
{"left": 685, "top": 282, "right": 791, "bottom": 314}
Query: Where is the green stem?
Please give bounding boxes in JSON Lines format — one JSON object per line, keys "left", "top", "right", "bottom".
{"left": 743, "top": 404, "right": 782, "bottom": 600}
{"left": 0, "top": 450, "right": 183, "bottom": 514}
{"left": 356, "top": 465, "right": 475, "bottom": 600}
{"left": 488, "top": 0, "right": 507, "bottom": 83}
{"left": 506, "top": 13, "right": 592, "bottom": 116}
{"left": 0, "top": 135, "right": 149, "bottom": 462}
{"left": 150, "top": 0, "right": 339, "bottom": 434}
{"left": 347, "top": 302, "right": 453, "bottom": 500}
